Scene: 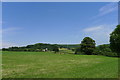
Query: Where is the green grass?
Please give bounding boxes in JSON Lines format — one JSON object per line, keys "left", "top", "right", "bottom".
{"left": 59, "top": 48, "right": 74, "bottom": 54}
{"left": 2, "top": 51, "right": 118, "bottom": 78}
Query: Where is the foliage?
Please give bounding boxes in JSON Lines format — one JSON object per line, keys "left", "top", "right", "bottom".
{"left": 58, "top": 44, "right": 80, "bottom": 49}
{"left": 2, "top": 43, "right": 59, "bottom": 52}
{"left": 80, "top": 37, "right": 96, "bottom": 55}
{"left": 93, "top": 44, "right": 118, "bottom": 57}
{"left": 75, "top": 47, "right": 81, "bottom": 54}
{"left": 74, "top": 47, "right": 85, "bottom": 55}
{"left": 110, "top": 25, "right": 120, "bottom": 57}
{"left": 52, "top": 44, "right": 59, "bottom": 53}
{"left": 2, "top": 43, "right": 81, "bottom": 52}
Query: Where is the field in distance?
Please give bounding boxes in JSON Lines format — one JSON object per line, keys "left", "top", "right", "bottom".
{"left": 2, "top": 51, "right": 118, "bottom": 78}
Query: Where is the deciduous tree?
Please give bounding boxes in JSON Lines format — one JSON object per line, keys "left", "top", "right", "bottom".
{"left": 110, "top": 25, "right": 120, "bottom": 57}
{"left": 80, "top": 37, "right": 96, "bottom": 55}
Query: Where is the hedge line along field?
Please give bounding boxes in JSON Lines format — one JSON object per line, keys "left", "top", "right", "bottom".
{"left": 2, "top": 51, "right": 118, "bottom": 78}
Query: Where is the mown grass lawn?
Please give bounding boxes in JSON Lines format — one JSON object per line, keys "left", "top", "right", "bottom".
{"left": 2, "top": 51, "right": 118, "bottom": 78}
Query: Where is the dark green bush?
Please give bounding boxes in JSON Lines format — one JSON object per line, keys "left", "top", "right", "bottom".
{"left": 93, "top": 44, "right": 118, "bottom": 57}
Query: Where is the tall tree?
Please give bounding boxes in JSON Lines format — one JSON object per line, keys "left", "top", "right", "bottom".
{"left": 80, "top": 37, "right": 96, "bottom": 55}
{"left": 110, "top": 25, "right": 120, "bottom": 57}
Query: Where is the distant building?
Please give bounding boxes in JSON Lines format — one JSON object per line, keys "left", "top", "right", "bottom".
{"left": 42, "top": 48, "right": 48, "bottom": 52}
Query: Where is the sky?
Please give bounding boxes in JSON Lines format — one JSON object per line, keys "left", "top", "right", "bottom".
{"left": 2, "top": 2, "right": 118, "bottom": 48}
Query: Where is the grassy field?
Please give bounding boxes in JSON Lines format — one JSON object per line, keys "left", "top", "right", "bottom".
{"left": 2, "top": 51, "right": 118, "bottom": 78}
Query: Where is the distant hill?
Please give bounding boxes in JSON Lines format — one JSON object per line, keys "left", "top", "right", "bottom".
{"left": 57, "top": 44, "right": 80, "bottom": 49}
{"left": 2, "top": 43, "right": 80, "bottom": 51}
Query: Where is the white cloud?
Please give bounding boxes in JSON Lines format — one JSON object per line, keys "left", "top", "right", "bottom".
{"left": 0, "top": 41, "right": 18, "bottom": 48}
{"left": 0, "top": 27, "right": 22, "bottom": 48}
{"left": 0, "top": 27, "right": 22, "bottom": 37}
{"left": 82, "top": 24, "right": 116, "bottom": 45}
{"left": 92, "top": 2, "right": 118, "bottom": 19}
{"left": 99, "top": 2, "right": 118, "bottom": 16}
{"left": 2, "top": 27, "right": 20, "bottom": 34}
{"left": 83, "top": 25, "right": 103, "bottom": 32}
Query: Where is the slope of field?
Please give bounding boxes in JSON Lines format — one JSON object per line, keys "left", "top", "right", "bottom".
{"left": 2, "top": 51, "right": 118, "bottom": 78}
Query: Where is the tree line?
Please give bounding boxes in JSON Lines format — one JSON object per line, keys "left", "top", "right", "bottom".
{"left": 2, "top": 43, "right": 59, "bottom": 53}
{"left": 75, "top": 25, "right": 120, "bottom": 57}
{"left": 2, "top": 44, "right": 80, "bottom": 52}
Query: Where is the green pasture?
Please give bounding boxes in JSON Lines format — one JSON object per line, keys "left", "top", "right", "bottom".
{"left": 2, "top": 51, "right": 118, "bottom": 78}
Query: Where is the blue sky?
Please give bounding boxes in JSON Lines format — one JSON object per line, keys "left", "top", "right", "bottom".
{"left": 2, "top": 2, "right": 118, "bottom": 48}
